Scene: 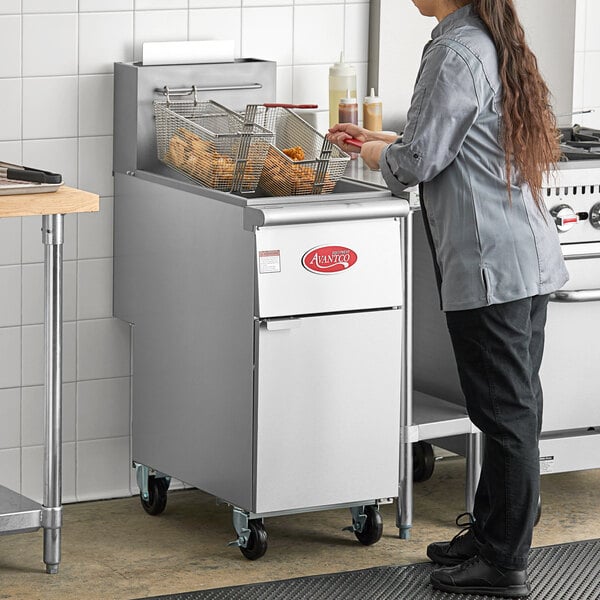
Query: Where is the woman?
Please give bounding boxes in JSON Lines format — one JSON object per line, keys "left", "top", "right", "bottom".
{"left": 328, "top": 0, "right": 569, "bottom": 597}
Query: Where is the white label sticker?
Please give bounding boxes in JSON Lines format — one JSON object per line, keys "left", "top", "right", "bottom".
{"left": 539, "top": 455, "right": 555, "bottom": 474}
{"left": 259, "top": 250, "right": 281, "bottom": 274}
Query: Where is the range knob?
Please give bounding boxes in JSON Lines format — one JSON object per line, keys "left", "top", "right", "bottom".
{"left": 591, "top": 203, "right": 600, "bottom": 229}
{"left": 550, "top": 204, "right": 579, "bottom": 232}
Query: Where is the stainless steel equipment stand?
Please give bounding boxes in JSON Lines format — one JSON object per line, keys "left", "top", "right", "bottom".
{"left": 466, "top": 430, "right": 483, "bottom": 512}
{"left": 337, "top": 165, "right": 484, "bottom": 538}
{"left": 0, "top": 214, "right": 63, "bottom": 574}
{"left": 397, "top": 209, "right": 413, "bottom": 539}
{"left": 395, "top": 198, "right": 482, "bottom": 539}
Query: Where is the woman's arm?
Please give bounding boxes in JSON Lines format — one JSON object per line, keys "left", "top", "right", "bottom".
{"left": 326, "top": 124, "right": 398, "bottom": 157}
{"left": 380, "top": 43, "right": 481, "bottom": 194}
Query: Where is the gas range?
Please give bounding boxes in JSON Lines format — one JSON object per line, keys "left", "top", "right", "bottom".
{"left": 546, "top": 137, "right": 600, "bottom": 245}
{"left": 559, "top": 125, "right": 600, "bottom": 162}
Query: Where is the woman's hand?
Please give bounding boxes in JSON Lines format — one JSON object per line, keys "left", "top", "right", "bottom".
{"left": 360, "top": 140, "right": 389, "bottom": 170}
{"left": 327, "top": 124, "right": 393, "bottom": 170}
{"left": 326, "top": 123, "right": 369, "bottom": 155}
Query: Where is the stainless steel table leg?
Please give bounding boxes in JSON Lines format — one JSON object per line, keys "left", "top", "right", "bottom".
{"left": 397, "top": 210, "right": 413, "bottom": 539}
{"left": 465, "top": 431, "right": 482, "bottom": 515}
{"left": 42, "top": 214, "right": 64, "bottom": 574}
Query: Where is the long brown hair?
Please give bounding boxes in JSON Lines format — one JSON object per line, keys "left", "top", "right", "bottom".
{"left": 471, "top": 0, "right": 560, "bottom": 207}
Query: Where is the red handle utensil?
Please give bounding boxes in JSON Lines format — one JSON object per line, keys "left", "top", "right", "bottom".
{"left": 345, "top": 138, "right": 363, "bottom": 148}
{"left": 262, "top": 103, "right": 318, "bottom": 109}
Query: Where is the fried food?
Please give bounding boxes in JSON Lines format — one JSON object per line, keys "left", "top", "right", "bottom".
{"left": 164, "top": 127, "right": 339, "bottom": 196}
{"left": 259, "top": 145, "right": 335, "bottom": 196}
{"left": 282, "top": 146, "right": 305, "bottom": 161}
{"left": 164, "top": 128, "right": 260, "bottom": 191}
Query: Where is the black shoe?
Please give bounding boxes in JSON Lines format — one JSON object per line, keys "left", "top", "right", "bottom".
{"left": 427, "top": 514, "right": 479, "bottom": 566}
{"left": 430, "top": 555, "right": 531, "bottom": 598}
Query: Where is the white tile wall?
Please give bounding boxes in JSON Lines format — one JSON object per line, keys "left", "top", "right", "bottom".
{"left": 0, "top": 141, "right": 22, "bottom": 166}
{"left": 77, "top": 258, "right": 114, "bottom": 320}
{"left": 0, "top": 2, "right": 21, "bottom": 16}
{"left": 76, "top": 437, "right": 131, "bottom": 501}
{"left": 573, "top": 0, "right": 600, "bottom": 127}
{"left": 77, "top": 377, "right": 130, "bottom": 440}
{"left": 23, "top": 0, "right": 77, "bottom": 12}
{"left": 0, "top": 388, "right": 20, "bottom": 449}
{"left": 21, "top": 383, "right": 77, "bottom": 447}
{"left": 78, "top": 136, "right": 114, "bottom": 197}
{"left": 21, "top": 261, "right": 77, "bottom": 324}
{"left": 0, "top": 328, "right": 21, "bottom": 389}
{"left": 188, "top": 8, "right": 243, "bottom": 57}
{"left": 79, "top": 75, "right": 114, "bottom": 137}
{"left": 0, "top": 448, "right": 21, "bottom": 492}
{"left": 134, "top": 10, "right": 189, "bottom": 62}
{"left": 21, "top": 322, "right": 77, "bottom": 387}
{"left": 0, "top": 218, "right": 21, "bottom": 266}
{"left": 0, "top": 266, "right": 21, "bottom": 327}
{"left": 293, "top": 5, "right": 345, "bottom": 64}
{"left": 0, "top": 16, "right": 21, "bottom": 78}
{"left": 0, "top": 79, "right": 21, "bottom": 141}
{"left": 78, "top": 12, "right": 134, "bottom": 74}
{"left": 23, "top": 76, "right": 79, "bottom": 138}
{"left": 0, "top": 0, "right": 592, "bottom": 507}
{"left": 241, "top": 7, "right": 294, "bottom": 67}
{"left": 79, "top": 0, "right": 133, "bottom": 11}
{"left": 22, "top": 14, "right": 78, "bottom": 76}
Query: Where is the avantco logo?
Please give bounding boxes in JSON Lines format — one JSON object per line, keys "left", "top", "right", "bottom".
{"left": 301, "top": 245, "right": 358, "bottom": 274}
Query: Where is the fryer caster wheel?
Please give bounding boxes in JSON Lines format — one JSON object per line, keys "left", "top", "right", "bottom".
{"left": 413, "top": 441, "right": 435, "bottom": 482}
{"left": 354, "top": 506, "right": 383, "bottom": 546}
{"left": 240, "top": 520, "right": 268, "bottom": 560}
{"left": 140, "top": 475, "right": 169, "bottom": 516}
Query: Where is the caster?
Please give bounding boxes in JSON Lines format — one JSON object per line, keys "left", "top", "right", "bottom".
{"left": 413, "top": 441, "right": 435, "bottom": 482}
{"left": 354, "top": 506, "right": 383, "bottom": 546}
{"left": 140, "top": 475, "right": 169, "bottom": 515}
{"left": 239, "top": 520, "right": 268, "bottom": 561}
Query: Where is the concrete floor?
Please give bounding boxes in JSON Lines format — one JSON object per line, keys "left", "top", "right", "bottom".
{"left": 2, "top": 457, "right": 599, "bottom": 600}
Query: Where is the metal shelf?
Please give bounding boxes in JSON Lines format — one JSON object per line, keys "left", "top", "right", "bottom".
{"left": 413, "top": 390, "right": 478, "bottom": 441}
{"left": 0, "top": 485, "right": 42, "bottom": 535}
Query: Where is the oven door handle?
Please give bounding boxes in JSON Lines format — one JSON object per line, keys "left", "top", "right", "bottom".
{"left": 549, "top": 289, "right": 600, "bottom": 303}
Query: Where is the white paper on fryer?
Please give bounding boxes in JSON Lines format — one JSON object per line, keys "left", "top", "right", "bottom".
{"left": 142, "top": 40, "right": 235, "bottom": 65}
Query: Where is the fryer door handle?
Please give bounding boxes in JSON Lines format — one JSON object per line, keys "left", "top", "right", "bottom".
{"left": 265, "top": 318, "right": 302, "bottom": 331}
{"left": 549, "top": 289, "right": 600, "bottom": 303}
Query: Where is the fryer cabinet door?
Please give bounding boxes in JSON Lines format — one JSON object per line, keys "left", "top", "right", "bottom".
{"left": 254, "top": 309, "right": 401, "bottom": 514}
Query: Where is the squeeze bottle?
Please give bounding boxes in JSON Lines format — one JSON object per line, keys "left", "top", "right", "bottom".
{"left": 329, "top": 52, "right": 357, "bottom": 128}
{"left": 338, "top": 91, "right": 358, "bottom": 125}
{"left": 363, "top": 88, "right": 383, "bottom": 131}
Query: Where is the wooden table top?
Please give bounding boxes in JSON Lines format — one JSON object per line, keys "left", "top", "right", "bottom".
{"left": 0, "top": 185, "right": 100, "bottom": 218}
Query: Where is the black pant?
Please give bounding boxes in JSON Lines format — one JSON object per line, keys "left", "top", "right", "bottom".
{"left": 445, "top": 295, "right": 549, "bottom": 570}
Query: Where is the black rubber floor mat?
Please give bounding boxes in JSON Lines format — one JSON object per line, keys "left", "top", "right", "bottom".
{"left": 139, "top": 539, "right": 600, "bottom": 600}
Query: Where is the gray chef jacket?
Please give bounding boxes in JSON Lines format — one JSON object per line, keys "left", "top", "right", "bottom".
{"left": 380, "top": 4, "right": 569, "bottom": 311}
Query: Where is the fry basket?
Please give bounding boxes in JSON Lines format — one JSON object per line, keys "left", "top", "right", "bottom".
{"left": 154, "top": 97, "right": 274, "bottom": 193}
{"left": 243, "top": 104, "right": 350, "bottom": 196}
